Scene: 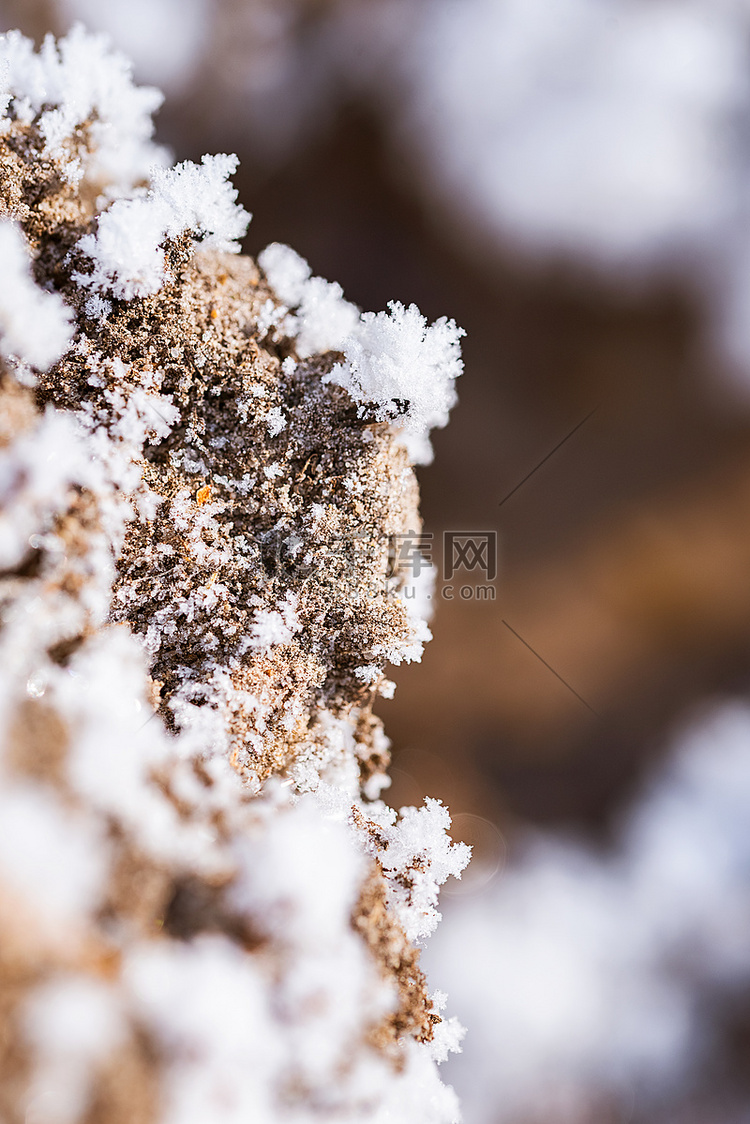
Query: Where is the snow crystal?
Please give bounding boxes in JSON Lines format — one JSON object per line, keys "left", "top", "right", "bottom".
{"left": 426, "top": 992, "right": 467, "bottom": 1065}
{"left": 248, "top": 609, "right": 294, "bottom": 649}
{"left": 75, "top": 154, "right": 250, "bottom": 300}
{"left": 248, "top": 593, "right": 302, "bottom": 651}
{"left": 367, "top": 798, "right": 471, "bottom": 944}
{"left": 260, "top": 244, "right": 463, "bottom": 464}
{"left": 328, "top": 301, "right": 464, "bottom": 465}
{"left": 258, "top": 242, "right": 312, "bottom": 307}
{"left": 259, "top": 242, "right": 360, "bottom": 357}
{"left": 265, "top": 406, "right": 287, "bottom": 436}
{"left": 0, "top": 220, "right": 73, "bottom": 372}
{"left": 355, "top": 664, "right": 382, "bottom": 685}
{"left": 0, "top": 25, "right": 165, "bottom": 190}
{"left": 83, "top": 293, "right": 112, "bottom": 322}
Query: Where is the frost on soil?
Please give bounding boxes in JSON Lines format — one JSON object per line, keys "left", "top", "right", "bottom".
{"left": 0, "top": 28, "right": 468, "bottom": 1124}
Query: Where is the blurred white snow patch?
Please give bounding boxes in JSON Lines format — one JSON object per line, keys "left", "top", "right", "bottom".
{"left": 0, "top": 783, "right": 110, "bottom": 931}
{"left": 23, "top": 976, "right": 125, "bottom": 1124}
{"left": 624, "top": 701, "right": 750, "bottom": 978}
{"left": 0, "top": 408, "right": 94, "bottom": 571}
{"left": 58, "top": 0, "right": 210, "bottom": 92}
{"left": 425, "top": 700, "right": 750, "bottom": 1122}
{"left": 58, "top": 630, "right": 179, "bottom": 854}
{"left": 229, "top": 793, "right": 367, "bottom": 946}
{"left": 392, "top": 0, "right": 749, "bottom": 267}
{"left": 125, "top": 936, "right": 281, "bottom": 1124}
{"left": 220, "top": 794, "right": 406, "bottom": 1107}
{"left": 329, "top": 0, "right": 750, "bottom": 383}
{"left": 0, "top": 219, "right": 73, "bottom": 373}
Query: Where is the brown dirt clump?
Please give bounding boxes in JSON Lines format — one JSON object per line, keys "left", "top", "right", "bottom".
{"left": 0, "top": 34, "right": 467, "bottom": 1121}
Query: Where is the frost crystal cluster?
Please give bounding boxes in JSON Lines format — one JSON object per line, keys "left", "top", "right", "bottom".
{"left": 0, "top": 28, "right": 469, "bottom": 1124}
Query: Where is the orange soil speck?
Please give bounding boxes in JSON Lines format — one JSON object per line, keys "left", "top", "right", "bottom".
{"left": 196, "top": 485, "right": 211, "bottom": 505}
